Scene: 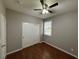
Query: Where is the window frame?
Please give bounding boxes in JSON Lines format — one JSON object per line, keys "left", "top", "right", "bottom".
{"left": 43, "top": 20, "right": 52, "bottom": 36}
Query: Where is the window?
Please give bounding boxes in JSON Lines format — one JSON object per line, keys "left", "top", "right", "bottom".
{"left": 44, "top": 21, "right": 52, "bottom": 36}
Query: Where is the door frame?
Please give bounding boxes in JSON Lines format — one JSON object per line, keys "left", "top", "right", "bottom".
{"left": 0, "top": 14, "right": 6, "bottom": 59}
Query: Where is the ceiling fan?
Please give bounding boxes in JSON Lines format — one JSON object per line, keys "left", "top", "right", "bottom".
{"left": 34, "top": 0, "right": 58, "bottom": 14}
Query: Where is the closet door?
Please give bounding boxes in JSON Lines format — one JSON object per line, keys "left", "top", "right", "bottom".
{"left": 22, "top": 23, "right": 40, "bottom": 48}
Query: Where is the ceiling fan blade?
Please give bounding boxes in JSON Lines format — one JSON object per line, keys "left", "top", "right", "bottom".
{"left": 40, "top": 0, "right": 45, "bottom": 9}
{"left": 48, "top": 10, "right": 53, "bottom": 13}
{"left": 45, "top": 3, "right": 48, "bottom": 9}
{"left": 34, "top": 9, "right": 42, "bottom": 11}
{"left": 49, "top": 2, "right": 58, "bottom": 8}
{"left": 40, "top": 0, "right": 44, "bottom": 5}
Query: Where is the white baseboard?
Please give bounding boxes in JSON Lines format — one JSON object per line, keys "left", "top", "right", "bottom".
{"left": 42, "top": 41, "right": 78, "bottom": 58}
{"left": 6, "top": 42, "right": 41, "bottom": 55}
{"left": 7, "top": 48, "right": 23, "bottom": 55}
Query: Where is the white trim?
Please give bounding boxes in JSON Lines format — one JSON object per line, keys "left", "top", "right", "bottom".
{"left": 6, "top": 48, "right": 23, "bottom": 55}
{"left": 42, "top": 41, "right": 78, "bottom": 58}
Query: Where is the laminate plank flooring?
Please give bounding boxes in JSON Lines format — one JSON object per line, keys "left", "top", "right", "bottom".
{"left": 6, "top": 42, "right": 77, "bottom": 59}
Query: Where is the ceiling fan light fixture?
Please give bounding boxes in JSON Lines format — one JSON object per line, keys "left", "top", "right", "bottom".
{"left": 34, "top": 0, "right": 58, "bottom": 15}
{"left": 42, "top": 9, "right": 48, "bottom": 14}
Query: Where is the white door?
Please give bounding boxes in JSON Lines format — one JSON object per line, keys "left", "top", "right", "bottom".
{"left": 0, "top": 43, "right": 6, "bottom": 59}
{"left": 22, "top": 22, "right": 40, "bottom": 48}
{"left": 0, "top": 14, "right": 6, "bottom": 59}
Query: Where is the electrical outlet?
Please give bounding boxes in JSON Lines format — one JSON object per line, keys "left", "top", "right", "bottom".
{"left": 71, "top": 48, "right": 74, "bottom": 51}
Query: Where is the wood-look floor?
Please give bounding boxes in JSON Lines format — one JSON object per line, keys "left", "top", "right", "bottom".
{"left": 6, "top": 42, "right": 77, "bottom": 59}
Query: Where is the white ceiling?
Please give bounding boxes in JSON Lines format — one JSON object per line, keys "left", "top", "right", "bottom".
{"left": 3, "top": 0, "right": 78, "bottom": 18}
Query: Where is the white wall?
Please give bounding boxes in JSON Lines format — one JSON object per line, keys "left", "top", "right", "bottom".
{"left": 6, "top": 9, "right": 43, "bottom": 53}
{"left": 43, "top": 11, "right": 78, "bottom": 57}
